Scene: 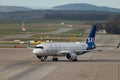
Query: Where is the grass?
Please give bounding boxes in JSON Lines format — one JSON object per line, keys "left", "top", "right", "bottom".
{"left": 29, "top": 26, "right": 87, "bottom": 42}
{"left": 1, "top": 20, "right": 86, "bottom": 35}
{"left": 0, "top": 20, "right": 92, "bottom": 48}
{"left": 0, "top": 22, "right": 59, "bottom": 35}
{"left": 0, "top": 19, "right": 93, "bottom": 35}
{"left": 62, "top": 29, "right": 85, "bottom": 37}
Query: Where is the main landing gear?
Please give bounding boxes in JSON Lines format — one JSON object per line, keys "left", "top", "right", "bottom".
{"left": 52, "top": 57, "right": 58, "bottom": 61}
{"left": 36, "top": 55, "right": 58, "bottom": 62}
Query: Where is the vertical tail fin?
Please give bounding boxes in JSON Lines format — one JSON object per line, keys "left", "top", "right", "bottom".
{"left": 86, "top": 25, "right": 96, "bottom": 49}
{"left": 27, "top": 40, "right": 30, "bottom": 48}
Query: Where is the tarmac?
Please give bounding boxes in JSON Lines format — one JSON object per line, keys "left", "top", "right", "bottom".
{"left": 0, "top": 34, "right": 120, "bottom": 80}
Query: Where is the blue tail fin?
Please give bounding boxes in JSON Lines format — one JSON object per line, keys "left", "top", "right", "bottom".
{"left": 27, "top": 40, "right": 30, "bottom": 48}
{"left": 86, "top": 25, "right": 96, "bottom": 49}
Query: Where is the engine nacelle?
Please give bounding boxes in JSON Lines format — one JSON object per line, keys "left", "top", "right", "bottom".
{"left": 66, "top": 52, "right": 77, "bottom": 61}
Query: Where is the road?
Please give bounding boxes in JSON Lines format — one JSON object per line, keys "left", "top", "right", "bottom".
{"left": 0, "top": 34, "right": 33, "bottom": 41}
{"left": 0, "top": 28, "right": 74, "bottom": 41}
{"left": 0, "top": 34, "right": 120, "bottom": 80}
{"left": 41, "top": 28, "right": 74, "bottom": 35}
{"left": 96, "top": 34, "right": 120, "bottom": 47}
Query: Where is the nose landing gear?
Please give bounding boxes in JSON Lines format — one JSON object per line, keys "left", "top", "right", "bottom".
{"left": 36, "top": 55, "right": 48, "bottom": 62}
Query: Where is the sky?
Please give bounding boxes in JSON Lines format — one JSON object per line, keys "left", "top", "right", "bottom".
{"left": 0, "top": 0, "right": 120, "bottom": 9}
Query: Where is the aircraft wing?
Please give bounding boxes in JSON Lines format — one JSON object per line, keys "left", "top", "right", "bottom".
{"left": 76, "top": 49, "right": 102, "bottom": 52}
{"left": 57, "top": 49, "right": 99, "bottom": 55}
{"left": 58, "top": 51, "right": 72, "bottom": 54}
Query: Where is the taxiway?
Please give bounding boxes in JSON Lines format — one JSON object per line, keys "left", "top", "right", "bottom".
{"left": 0, "top": 34, "right": 120, "bottom": 80}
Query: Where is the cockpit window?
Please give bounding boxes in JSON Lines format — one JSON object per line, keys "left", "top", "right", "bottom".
{"left": 35, "top": 46, "right": 44, "bottom": 49}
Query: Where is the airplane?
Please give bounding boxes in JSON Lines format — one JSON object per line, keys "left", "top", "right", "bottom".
{"left": 28, "top": 25, "right": 97, "bottom": 61}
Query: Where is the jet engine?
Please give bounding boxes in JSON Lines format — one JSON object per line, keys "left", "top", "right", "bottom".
{"left": 66, "top": 52, "right": 77, "bottom": 61}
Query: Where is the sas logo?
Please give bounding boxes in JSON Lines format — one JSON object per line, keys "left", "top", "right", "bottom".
{"left": 87, "top": 38, "right": 95, "bottom": 43}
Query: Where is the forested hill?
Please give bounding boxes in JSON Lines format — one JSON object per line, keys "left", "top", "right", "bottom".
{"left": 0, "top": 6, "right": 32, "bottom": 12}
{"left": 53, "top": 3, "right": 120, "bottom": 12}
{"left": 0, "top": 10, "right": 120, "bottom": 22}
{"left": 1, "top": 3, "right": 120, "bottom": 13}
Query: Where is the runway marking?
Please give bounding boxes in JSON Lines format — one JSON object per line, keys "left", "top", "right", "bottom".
{"left": 0, "top": 58, "right": 39, "bottom": 79}
{"left": 0, "top": 57, "right": 56, "bottom": 80}
{"left": 0, "top": 57, "right": 40, "bottom": 79}
{"left": 20, "top": 65, "right": 58, "bottom": 80}
{"left": 93, "top": 64, "right": 101, "bottom": 80}
{"left": 0, "top": 64, "right": 31, "bottom": 79}
{"left": 118, "top": 64, "right": 119, "bottom": 80}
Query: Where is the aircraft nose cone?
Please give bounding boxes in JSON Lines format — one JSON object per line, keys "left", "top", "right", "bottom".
{"left": 33, "top": 49, "right": 45, "bottom": 55}
{"left": 33, "top": 49, "right": 40, "bottom": 54}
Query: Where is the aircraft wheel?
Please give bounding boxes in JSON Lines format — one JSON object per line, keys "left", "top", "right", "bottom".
{"left": 40, "top": 56, "right": 47, "bottom": 62}
{"left": 36, "top": 55, "right": 42, "bottom": 59}
{"left": 72, "top": 58, "right": 77, "bottom": 61}
{"left": 53, "top": 57, "right": 58, "bottom": 61}
{"left": 36, "top": 55, "right": 47, "bottom": 62}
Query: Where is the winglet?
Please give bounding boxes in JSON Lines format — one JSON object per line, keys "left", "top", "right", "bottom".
{"left": 116, "top": 43, "right": 120, "bottom": 49}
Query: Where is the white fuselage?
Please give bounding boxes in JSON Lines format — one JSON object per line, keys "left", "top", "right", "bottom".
{"left": 30, "top": 25, "right": 96, "bottom": 61}
{"left": 33, "top": 42, "right": 88, "bottom": 56}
